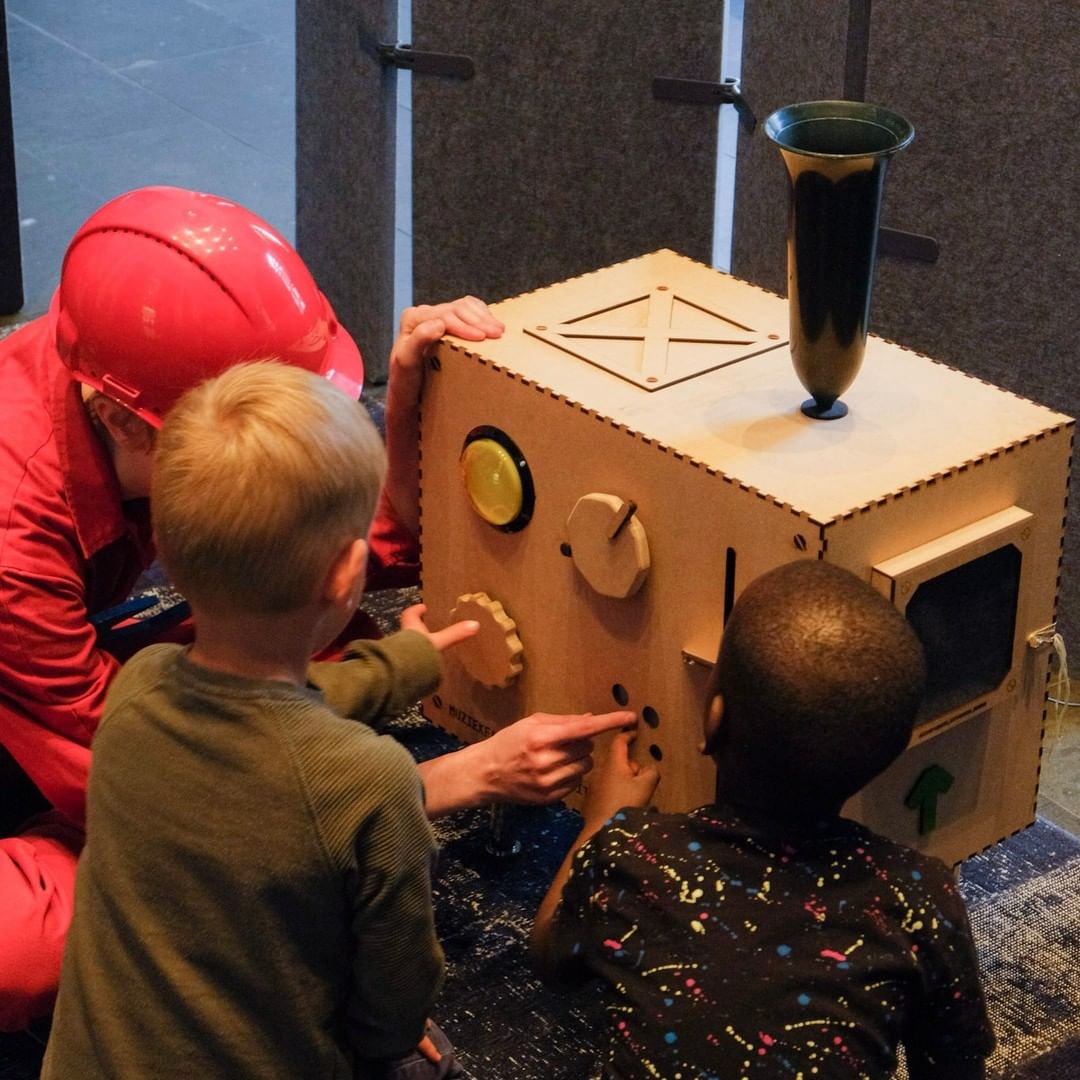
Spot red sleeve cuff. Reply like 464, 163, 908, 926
366, 489, 420, 591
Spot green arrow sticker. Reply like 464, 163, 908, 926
905, 764, 955, 835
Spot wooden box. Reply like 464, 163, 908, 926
418, 249, 1073, 864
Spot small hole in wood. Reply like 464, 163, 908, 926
649, 744, 663, 761
794, 534, 808, 551
612, 684, 630, 707
643, 706, 659, 729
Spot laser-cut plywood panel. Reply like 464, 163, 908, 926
524, 287, 785, 392
420, 250, 1073, 866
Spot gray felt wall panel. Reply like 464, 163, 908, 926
410, 0, 726, 306
732, 1, 1079, 644
866, 2, 1080, 646
865, 4, 1078, 413
297, 0, 397, 382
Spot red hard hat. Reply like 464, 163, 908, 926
50, 186, 363, 426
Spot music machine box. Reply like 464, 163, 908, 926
418, 249, 1073, 865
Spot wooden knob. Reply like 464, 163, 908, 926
566, 493, 650, 599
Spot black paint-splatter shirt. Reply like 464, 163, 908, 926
547, 805, 994, 1079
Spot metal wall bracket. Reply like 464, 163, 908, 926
653, 76, 756, 133
878, 227, 940, 264
377, 42, 474, 80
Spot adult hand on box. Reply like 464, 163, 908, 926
390, 296, 504, 405
418, 709, 635, 817
383, 298, 504, 539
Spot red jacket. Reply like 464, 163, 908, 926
0, 318, 418, 827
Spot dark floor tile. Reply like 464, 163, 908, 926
119, 38, 295, 166
11, 148, 106, 318
28, 114, 295, 241
7, 22, 191, 156
7, 0, 260, 70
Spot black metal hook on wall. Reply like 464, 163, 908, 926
376, 42, 475, 80
652, 75, 757, 133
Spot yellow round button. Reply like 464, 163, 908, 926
461, 439, 524, 527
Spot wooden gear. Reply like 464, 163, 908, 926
448, 592, 524, 689
419, 249, 1073, 866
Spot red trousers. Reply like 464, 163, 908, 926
0, 813, 83, 1031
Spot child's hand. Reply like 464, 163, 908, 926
400, 603, 479, 653
389, 297, 505, 408
582, 730, 660, 832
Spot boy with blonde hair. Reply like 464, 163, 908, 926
43, 362, 476, 1079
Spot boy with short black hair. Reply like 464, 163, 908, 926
43, 362, 476, 1079
532, 559, 995, 1080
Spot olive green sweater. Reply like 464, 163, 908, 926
43, 632, 443, 1079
